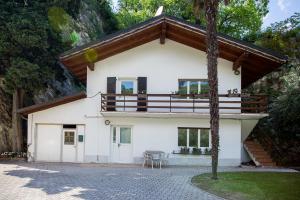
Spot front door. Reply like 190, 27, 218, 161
111, 126, 133, 163
62, 129, 77, 162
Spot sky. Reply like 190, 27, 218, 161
262, 0, 300, 28
112, 0, 300, 28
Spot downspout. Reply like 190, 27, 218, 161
26, 114, 34, 161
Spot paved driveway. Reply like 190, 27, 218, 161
0, 162, 295, 200
0, 162, 222, 200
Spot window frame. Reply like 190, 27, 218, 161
178, 79, 209, 98
177, 127, 211, 149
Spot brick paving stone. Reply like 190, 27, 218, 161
0, 161, 295, 200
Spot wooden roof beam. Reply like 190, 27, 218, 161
233, 52, 249, 71
69, 65, 86, 73
87, 63, 95, 71
160, 22, 166, 44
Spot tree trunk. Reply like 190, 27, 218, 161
0, 79, 13, 152
205, 0, 220, 180
193, 0, 204, 25
12, 88, 24, 152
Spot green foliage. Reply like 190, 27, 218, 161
252, 88, 300, 166
4, 58, 51, 94
96, 0, 119, 35
0, 0, 118, 97
256, 13, 300, 57
254, 13, 300, 94
269, 88, 300, 139
218, 0, 269, 39
117, 0, 194, 29
249, 13, 300, 166
249, 13, 300, 97
116, 0, 268, 39
0, 0, 81, 95
281, 65, 300, 90
48, 6, 71, 32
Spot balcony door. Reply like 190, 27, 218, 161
116, 79, 137, 111
110, 126, 133, 163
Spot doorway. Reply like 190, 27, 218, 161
62, 129, 77, 162
110, 126, 133, 163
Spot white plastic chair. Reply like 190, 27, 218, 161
151, 153, 162, 169
161, 153, 169, 167
143, 152, 152, 167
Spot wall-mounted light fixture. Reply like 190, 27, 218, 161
234, 69, 240, 75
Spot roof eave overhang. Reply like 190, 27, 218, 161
59, 15, 287, 88
18, 92, 87, 115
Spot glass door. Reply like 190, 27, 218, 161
110, 126, 133, 163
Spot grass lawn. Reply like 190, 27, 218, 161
192, 172, 300, 200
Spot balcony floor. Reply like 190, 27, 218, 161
100, 111, 268, 120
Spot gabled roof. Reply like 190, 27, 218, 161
60, 14, 287, 88
18, 92, 86, 115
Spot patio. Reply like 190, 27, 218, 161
0, 161, 295, 200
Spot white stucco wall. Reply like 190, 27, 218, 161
240, 119, 259, 163
27, 99, 87, 162
87, 39, 241, 115
98, 117, 241, 166
89, 39, 240, 94
27, 39, 245, 166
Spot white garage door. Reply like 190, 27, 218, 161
36, 124, 62, 162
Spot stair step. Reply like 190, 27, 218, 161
260, 162, 276, 167
245, 143, 263, 146
252, 152, 270, 158
245, 144, 264, 148
244, 139, 276, 167
256, 158, 271, 161
245, 143, 260, 146
255, 158, 273, 163
246, 148, 266, 152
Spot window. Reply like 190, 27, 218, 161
178, 128, 187, 146
178, 128, 210, 148
200, 81, 209, 94
120, 127, 131, 144
63, 124, 76, 129
178, 79, 209, 96
64, 131, 75, 145
112, 127, 116, 143
178, 81, 188, 95
121, 80, 134, 94
200, 129, 209, 147
189, 128, 198, 147
189, 81, 199, 95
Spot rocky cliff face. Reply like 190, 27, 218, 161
74, 0, 106, 45
62, 0, 117, 47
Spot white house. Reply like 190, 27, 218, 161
19, 15, 286, 166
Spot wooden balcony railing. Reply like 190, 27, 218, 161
100, 93, 268, 113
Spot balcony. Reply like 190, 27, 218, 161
100, 94, 267, 115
